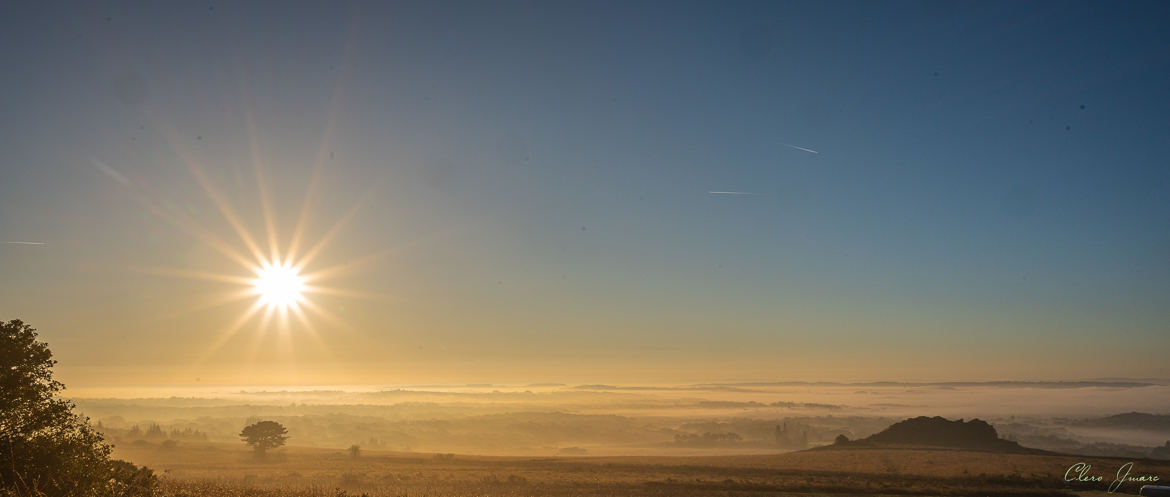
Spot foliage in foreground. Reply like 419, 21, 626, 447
0, 319, 158, 497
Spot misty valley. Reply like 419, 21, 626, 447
73, 382, 1170, 459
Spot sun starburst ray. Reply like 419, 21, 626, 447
284, 36, 353, 267
140, 266, 258, 286
302, 284, 398, 302
189, 165, 268, 265
109, 171, 258, 271
289, 304, 333, 360
195, 300, 267, 365
284, 163, 323, 267
246, 305, 278, 364
291, 187, 377, 271
127, 73, 378, 372
236, 75, 283, 267
296, 298, 359, 338
248, 123, 282, 265
158, 289, 257, 321
154, 121, 272, 267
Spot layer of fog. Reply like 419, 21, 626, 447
71, 382, 1170, 458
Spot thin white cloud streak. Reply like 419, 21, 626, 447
91, 158, 132, 187
2, 241, 46, 245
708, 191, 762, 196
784, 144, 819, 154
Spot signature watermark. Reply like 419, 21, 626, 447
1064, 461, 1160, 493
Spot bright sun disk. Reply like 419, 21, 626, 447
253, 262, 305, 308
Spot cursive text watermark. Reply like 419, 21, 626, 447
1064, 462, 1159, 493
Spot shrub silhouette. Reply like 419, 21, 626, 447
240, 420, 289, 456
0, 319, 157, 496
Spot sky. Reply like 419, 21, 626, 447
1, 1, 1168, 389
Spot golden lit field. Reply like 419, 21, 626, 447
112, 441, 1170, 496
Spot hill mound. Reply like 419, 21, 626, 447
824, 416, 1042, 453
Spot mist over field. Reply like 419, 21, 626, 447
73, 381, 1170, 458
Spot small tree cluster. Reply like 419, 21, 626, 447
240, 420, 289, 456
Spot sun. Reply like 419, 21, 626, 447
114, 102, 392, 359
253, 261, 306, 309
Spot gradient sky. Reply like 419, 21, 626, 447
2, 1, 1168, 388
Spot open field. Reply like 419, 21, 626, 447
113, 442, 1170, 496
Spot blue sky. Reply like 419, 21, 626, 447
1, 1, 1168, 385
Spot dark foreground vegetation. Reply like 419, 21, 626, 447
6, 318, 1169, 496
0, 319, 157, 497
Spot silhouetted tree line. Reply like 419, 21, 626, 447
673, 431, 742, 446
96, 422, 209, 443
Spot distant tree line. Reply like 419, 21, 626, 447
674, 432, 743, 446
96, 422, 209, 443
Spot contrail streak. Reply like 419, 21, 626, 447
708, 191, 761, 195
785, 144, 819, 154
91, 158, 132, 187
2, 241, 46, 245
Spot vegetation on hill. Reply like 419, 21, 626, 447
827, 416, 1039, 452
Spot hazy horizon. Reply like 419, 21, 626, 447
57, 377, 1170, 399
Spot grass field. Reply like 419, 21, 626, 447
112, 441, 1170, 496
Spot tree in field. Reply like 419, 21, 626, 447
239, 420, 289, 456
0, 319, 157, 496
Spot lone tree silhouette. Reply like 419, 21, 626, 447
240, 420, 289, 456
0, 319, 156, 496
